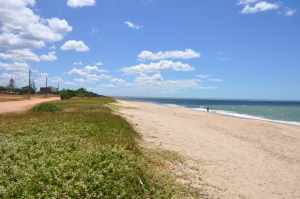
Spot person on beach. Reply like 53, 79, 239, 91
206, 106, 210, 112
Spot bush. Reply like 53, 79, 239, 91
32, 103, 60, 112
60, 89, 76, 100
60, 88, 102, 100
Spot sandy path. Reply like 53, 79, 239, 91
0, 97, 60, 114
118, 100, 300, 199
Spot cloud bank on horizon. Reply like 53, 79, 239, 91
0, 0, 298, 99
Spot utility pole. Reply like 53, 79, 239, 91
27, 69, 31, 99
45, 75, 48, 98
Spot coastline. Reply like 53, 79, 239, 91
117, 99, 300, 199
120, 98, 300, 127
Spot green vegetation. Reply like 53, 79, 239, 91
32, 103, 61, 112
0, 97, 181, 198
60, 88, 101, 100
0, 86, 36, 95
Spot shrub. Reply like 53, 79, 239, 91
60, 89, 76, 100
32, 103, 60, 112
60, 88, 102, 100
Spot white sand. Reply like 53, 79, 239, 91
118, 100, 300, 199
0, 97, 60, 114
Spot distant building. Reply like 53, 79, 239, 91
40, 86, 58, 94
8, 78, 15, 89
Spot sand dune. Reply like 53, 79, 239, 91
118, 100, 300, 199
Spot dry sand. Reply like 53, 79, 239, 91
0, 97, 60, 114
118, 100, 300, 199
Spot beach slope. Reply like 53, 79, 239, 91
118, 100, 300, 199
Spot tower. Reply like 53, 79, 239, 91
8, 77, 15, 89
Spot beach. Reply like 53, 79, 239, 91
118, 100, 300, 199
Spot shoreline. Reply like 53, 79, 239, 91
117, 99, 300, 199
120, 99, 300, 127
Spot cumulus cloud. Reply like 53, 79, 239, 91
61, 40, 90, 52
122, 60, 194, 74
241, 1, 279, 14
68, 64, 109, 82
40, 51, 57, 61
67, 0, 96, 8
47, 18, 73, 33
0, 0, 72, 51
0, 49, 57, 62
0, 0, 71, 84
238, 0, 296, 16
134, 73, 200, 90
0, 62, 29, 72
138, 49, 200, 61
124, 21, 142, 30
0, 49, 40, 62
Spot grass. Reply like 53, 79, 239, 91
32, 103, 61, 112
0, 97, 179, 198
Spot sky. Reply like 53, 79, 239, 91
0, 0, 299, 100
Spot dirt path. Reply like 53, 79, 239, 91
0, 97, 60, 114
118, 100, 300, 199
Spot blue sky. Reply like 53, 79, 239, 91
0, 0, 299, 100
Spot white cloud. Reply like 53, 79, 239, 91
122, 60, 194, 74
0, 62, 29, 72
0, 0, 71, 83
0, 49, 40, 62
238, 0, 295, 16
0, 0, 72, 51
111, 78, 126, 84
40, 51, 57, 61
138, 49, 200, 61
68, 64, 109, 82
95, 62, 103, 66
73, 61, 83, 65
61, 40, 89, 52
285, 8, 296, 16
134, 73, 200, 90
0, 49, 57, 62
241, 1, 279, 14
239, 0, 259, 5
47, 18, 73, 33
124, 21, 142, 30
67, 0, 96, 8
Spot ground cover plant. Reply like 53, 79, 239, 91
0, 97, 176, 198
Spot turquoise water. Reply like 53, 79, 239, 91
120, 97, 300, 124
203, 104, 300, 123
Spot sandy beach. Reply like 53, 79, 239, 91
0, 97, 60, 114
118, 100, 300, 199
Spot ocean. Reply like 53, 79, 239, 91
119, 97, 300, 126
